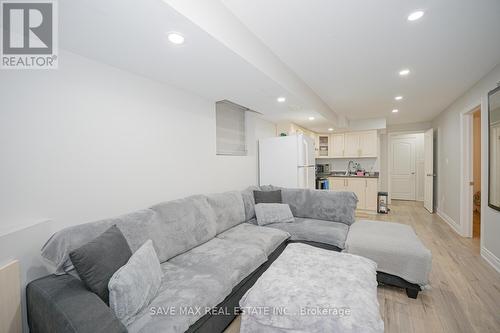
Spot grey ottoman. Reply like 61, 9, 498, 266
344, 220, 432, 298
239, 243, 384, 333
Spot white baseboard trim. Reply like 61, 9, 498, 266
481, 247, 500, 274
436, 208, 463, 236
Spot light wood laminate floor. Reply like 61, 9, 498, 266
224, 200, 500, 333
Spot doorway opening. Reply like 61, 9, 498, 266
461, 105, 482, 239
388, 130, 434, 213
472, 109, 481, 238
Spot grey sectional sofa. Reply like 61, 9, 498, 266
27, 186, 358, 333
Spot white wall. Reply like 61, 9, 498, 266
317, 158, 378, 173
432, 63, 500, 271
0, 50, 276, 237
0, 50, 276, 329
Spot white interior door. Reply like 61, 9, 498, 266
390, 136, 416, 200
424, 129, 434, 212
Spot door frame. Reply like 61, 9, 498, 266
460, 105, 481, 238
387, 131, 425, 204
424, 128, 434, 213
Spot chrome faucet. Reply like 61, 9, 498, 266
345, 160, 354, 176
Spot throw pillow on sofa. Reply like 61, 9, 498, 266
108, 240, 162, 326
255, 203, 294, 226
253, 190, 282, 204
69, 225, 132, 304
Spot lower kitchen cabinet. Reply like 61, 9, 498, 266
328, 177, 378, 211
329, 177, 347, 190
365, 179, 378, 211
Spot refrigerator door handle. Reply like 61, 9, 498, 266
305, 166, 309, 188
304, 138, 309, 166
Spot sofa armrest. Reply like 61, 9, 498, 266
27, 274, 127, 333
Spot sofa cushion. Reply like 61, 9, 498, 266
216, 223, 290, 256
253, 190, 282, 204
281, 188, 357, 225
206, 191, 246, 234
41, 209, 169, 275
150, 195, 217, 260
255, 203, 294, 226
259, 185, 280, 191
127, 262, 230, 333
265, 217, 349, 249
69, 225, 132, 304
241, 185, 259, 221
168, 238, 267, 290
109, 240, 162, 326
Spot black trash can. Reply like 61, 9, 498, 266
377, 192, 389, 214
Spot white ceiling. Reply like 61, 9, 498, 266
58, 0, 338, 130
59, 0, 500, 131
222, 0, 500, 125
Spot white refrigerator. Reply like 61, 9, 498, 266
259, 134, 316, 189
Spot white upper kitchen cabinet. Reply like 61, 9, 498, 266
315, 134, 330, 158
344, 133, 360, 157
330, 134, 345, 157
359, 131, 378, 157
314, 130, 378, 159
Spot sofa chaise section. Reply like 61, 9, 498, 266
344, 220, 432, 298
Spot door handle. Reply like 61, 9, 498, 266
411, 172, 415, 175
426, 173, 433, 177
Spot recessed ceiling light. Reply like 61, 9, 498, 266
399, 69, 410, 76
308, 117, 315, 120
408, 11, 424, 21
167, 32, 185, 45
395, 96, 403, 101
277, 97, 286, 103
328, 128, 334, 131
392, 109, 399, 113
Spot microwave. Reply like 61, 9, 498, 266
316, 164, 330, 173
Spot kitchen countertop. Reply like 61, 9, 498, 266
317, 173, 379, 179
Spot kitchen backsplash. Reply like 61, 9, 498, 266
316, 158, 379, 172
